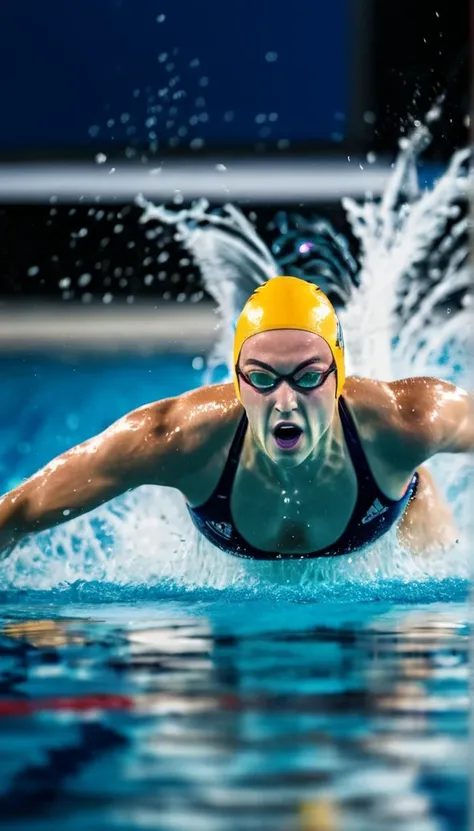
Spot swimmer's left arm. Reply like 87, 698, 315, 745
395, 377, 474, 457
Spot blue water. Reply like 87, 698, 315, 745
0, 353, 469, 830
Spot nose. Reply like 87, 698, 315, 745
274, 381, 298, 415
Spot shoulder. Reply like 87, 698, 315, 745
152, 382, 242, 451
343, 374, 470, 465
117, 382, 243, 490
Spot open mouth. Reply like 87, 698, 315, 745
273, 423, 303, 450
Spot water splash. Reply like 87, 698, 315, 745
137, 195, 280, 379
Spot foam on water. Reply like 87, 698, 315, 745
1, 111, 471, 598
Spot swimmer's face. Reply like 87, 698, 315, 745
237, 329, 337, 467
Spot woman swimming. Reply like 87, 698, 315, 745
0, 277, 471, 561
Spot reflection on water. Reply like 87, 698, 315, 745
0, 600, 468, 831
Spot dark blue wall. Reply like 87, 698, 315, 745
0, 0, 348, 150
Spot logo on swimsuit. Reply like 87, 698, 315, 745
361, 498, 389, 524
207, 520, 234, 540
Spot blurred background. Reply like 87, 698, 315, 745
0, 0, 469, 351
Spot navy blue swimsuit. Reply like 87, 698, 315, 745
188, 397, 418, 560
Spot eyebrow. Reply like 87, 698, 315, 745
243, 357, 327, 373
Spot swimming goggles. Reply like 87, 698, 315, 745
236, 361, 336, 394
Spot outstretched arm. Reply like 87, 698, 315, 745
0, 398, 179, 558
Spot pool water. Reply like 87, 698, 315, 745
0, 353, 470, 830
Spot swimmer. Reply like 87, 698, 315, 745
0, 276, 472, 562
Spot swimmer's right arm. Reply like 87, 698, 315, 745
0, 398, 184, 559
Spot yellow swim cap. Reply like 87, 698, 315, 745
233, 276, 345, 400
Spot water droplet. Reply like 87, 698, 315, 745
366, 151, 377, 164
156, 13, 166, 22
88, 125, 100, 137
59, 277, 71, 289
113, 224, 124, 234
265, 51, 278, 62
192, 356, 204, 370
363, 111, 376, 124
223, 111, 235, 122
78, 273, 91, 287
215, 163, 227, 172
27, 266, 39, 276
277, 139, 290, 150
190, 137, 204, 149
144, 274, 154, 286
103, 293, 113, 304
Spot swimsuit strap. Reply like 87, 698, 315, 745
211, 413, 248, 501
338, 396, 380, 492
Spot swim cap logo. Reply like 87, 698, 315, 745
336, 319, 344, 349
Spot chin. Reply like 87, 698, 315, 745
267, 445, 309, 468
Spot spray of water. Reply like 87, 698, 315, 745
1, 110, 471, 595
